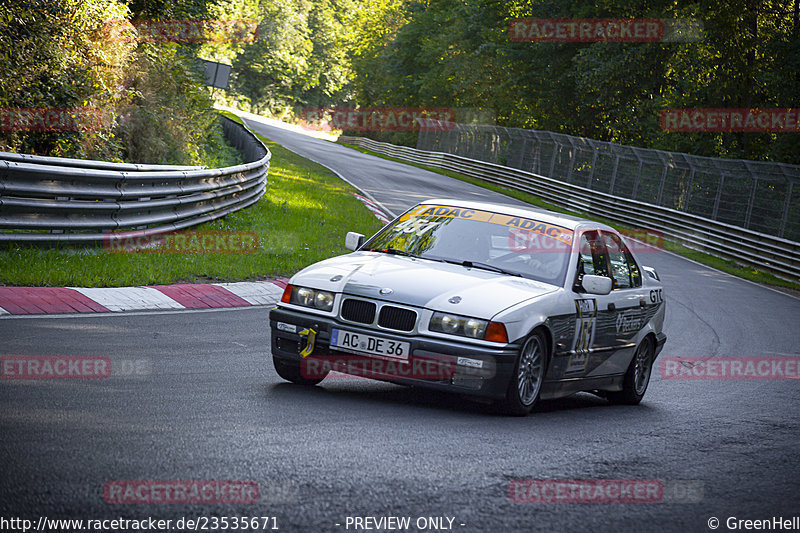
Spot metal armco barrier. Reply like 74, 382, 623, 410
0, 116, 270, 242
339, 135, 800, 281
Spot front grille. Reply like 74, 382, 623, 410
378, 305, 417, 332
341, 298, 376, 324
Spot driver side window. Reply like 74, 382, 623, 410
575, 231, 609, 289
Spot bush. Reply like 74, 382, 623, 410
115, 45, 239, 167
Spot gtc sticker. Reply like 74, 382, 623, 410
649, 289, 663, 303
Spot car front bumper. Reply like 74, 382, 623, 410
269, 307, 520, 400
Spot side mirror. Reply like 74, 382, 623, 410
345, 232, 365, 251
642, 265, 660, 281
582, 274, 612, 295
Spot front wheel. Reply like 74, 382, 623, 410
273, 356, 327, 386
607, 336, 654, 405
499, 331, 548, 416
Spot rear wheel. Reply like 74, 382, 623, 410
273, 356, 327, 386
607, 336, 654, 405
499, 331, 547, 416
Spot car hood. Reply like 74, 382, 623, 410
290, 252, 559, 319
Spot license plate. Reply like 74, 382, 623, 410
330, 329, 410, 360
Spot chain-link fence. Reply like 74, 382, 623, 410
417, 121, 800, 242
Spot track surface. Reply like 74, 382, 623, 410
2, 119, 799, 532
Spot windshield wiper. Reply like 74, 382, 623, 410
426, 256, 523, 277
461, 260, 523, 277
369, 247, 418, 258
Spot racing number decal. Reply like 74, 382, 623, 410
392, 217, 441, 237
566, 299, 597, 375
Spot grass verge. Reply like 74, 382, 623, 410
0, 122, 383, 287
341, 142, 800, 292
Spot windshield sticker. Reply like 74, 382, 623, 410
400, 205, 574, 245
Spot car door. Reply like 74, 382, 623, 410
564, 230, 647, 378
561, 230, 609, 378
590, 230, 650, 376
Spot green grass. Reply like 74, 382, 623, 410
341, 142, 800, 292
0, 128, 383, 287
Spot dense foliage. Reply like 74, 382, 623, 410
225, 0, 800, 162
2, 0, 797, 163
343, 0, 800, 162
0, 0, 237, 165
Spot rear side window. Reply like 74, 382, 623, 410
602, 232, 642, 289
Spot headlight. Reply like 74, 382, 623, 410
463, 318, 486, 338
439, 314, 461, 334
282, 284, 335, 311
315, 291, 334, 310
296, 287, 315, 306
430, 312, 488, 339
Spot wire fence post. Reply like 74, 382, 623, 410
712, 174, 725, 220
548, 133, 558, 178
780, 180, 793, 238
609, 155, 620, 195
744, 177, 758, 229
631, 156, 643, 199
681, 167, 696, 212
587, 149, 599, 189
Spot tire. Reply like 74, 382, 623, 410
272, 356, 327, 386
499, 331, 548, 416
607, 336, 654, 405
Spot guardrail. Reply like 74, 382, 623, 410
0, 116, 270, 243
339, 135, 800, 281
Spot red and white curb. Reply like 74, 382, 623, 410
0, 279, 288, 316
353, 193, 392, 225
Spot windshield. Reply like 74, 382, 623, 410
364, 204, 574, 286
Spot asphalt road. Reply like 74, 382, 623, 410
1, 120, 799, 533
